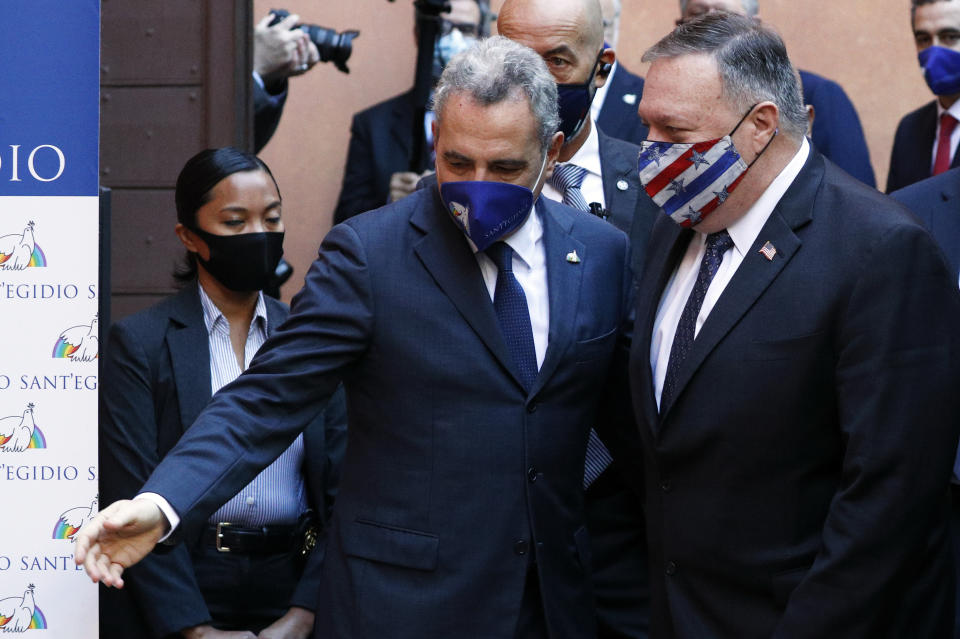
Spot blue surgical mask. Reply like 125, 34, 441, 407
637, 105, 775, 228
919, 46, 960, 96
433, 28, 478, 78
556, 52, 604, 140
440, 153, 549, 251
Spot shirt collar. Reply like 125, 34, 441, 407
198, 284, 269, 336
465, 200, 543, 270
724, 137, 810, 257
937, 97, 960, 121
561, 119, 603, 179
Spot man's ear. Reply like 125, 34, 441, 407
749, 102, 780, 152
543, 131, 565, 182
595, 47, 616, 89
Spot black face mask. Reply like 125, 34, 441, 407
190, 227, 285, 292
555, 51, 604, 140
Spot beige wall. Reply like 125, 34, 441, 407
256, 0, 929, 300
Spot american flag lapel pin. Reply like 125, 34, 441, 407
566, 250, 581, 264
759, 241, 777, 261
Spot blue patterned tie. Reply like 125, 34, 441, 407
661, 230, 735, 411
550, 163, 590, 211
485, 242, 538, 391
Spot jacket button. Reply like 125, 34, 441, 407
514, 539, 529, 556
526, 402, 538, 414
660, 479, 672, 493
527, 467, 538, 483
665, 561, 678, 576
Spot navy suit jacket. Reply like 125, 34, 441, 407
333, 90, 431, 224
892, 166, 960, 280
629, 150, 960, 638
799, 70, 875, 188
142, 189, 633, 639
253, 78, 288, 153
887, 100, 960, 193
99, 282, 347, 638
597, 63, 649, 147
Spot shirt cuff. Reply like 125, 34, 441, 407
134, 493, 179, 542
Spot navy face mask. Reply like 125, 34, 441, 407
919, 46, 960, 96
439, 153, 549, 252
556, 51, 604, 141
190, 227, 285, 292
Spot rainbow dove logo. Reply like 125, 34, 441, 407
52, 495, 98, 542
0, 221, 46, 271
52, 315, 98, 362
0, 584, 47, 632
0, 403, 45, 453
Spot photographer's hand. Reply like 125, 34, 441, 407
254, 12, 317, 89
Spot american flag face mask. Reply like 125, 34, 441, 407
636, 104, 776, 228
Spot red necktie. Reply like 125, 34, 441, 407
934, 113, 958, 176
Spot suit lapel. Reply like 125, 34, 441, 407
530, 199, 584, 397
633, 217, 690, 433
657, 151, 821, 421
166, 282, 213, 433
411, 188, 528, 391
598, 130, 640, 235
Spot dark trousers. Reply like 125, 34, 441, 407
951, 485, 960, 639
190, 543, 304, 633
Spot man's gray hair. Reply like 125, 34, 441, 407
433, 36, 560, 152
679, 0, 758, 17
644, 12, 807, 139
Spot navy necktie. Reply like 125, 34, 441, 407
485, 242, 538, 391
550, 163, 590, 212
661, 230, 735, 411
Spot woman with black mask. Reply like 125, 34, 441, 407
99, 147, 346, 639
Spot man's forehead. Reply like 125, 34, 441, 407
639, 55, 726, 119
685, 0, 746, 15
915, 0, 960, 28
498, 1, 595, 50
444, 0, 481, 25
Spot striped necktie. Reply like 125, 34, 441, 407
550, 163, 590, 212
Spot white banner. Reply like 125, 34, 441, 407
0, 2, 100, 636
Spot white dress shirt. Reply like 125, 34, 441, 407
591, 61, 618, 122
541, 119, 606, 210
473, 206, 550, 369
932, 99, 960, 173
650, 139, 810, 408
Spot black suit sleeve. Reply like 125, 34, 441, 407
253, 78, 288, 154
333, 112, 384, 224
771, 223, 960, 638
99, 322, 213, 638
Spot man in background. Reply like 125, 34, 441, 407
593, 0, 649, 146
679, 0, 877, 187
887, 0, 960, 192
333, 0, 487, 223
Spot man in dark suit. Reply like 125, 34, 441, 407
886, 0, 960, 193
77, 37, 634, 639
98, 281, 347, 639
891, 166, 960, 638
629, 13, 960, 638
332, 0, 486, 223
679, 0, 876, 188
497, 1, 654, 636
593, 0, 649, 146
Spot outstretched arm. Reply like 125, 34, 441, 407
74, 498, 167, 588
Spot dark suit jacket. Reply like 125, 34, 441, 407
333, 90, 432, 224
798, 70, 875, 188
887, 100, 960, 193
892, 166, 960, 278
99, 282, 347, 638
597, 63, 648, 147
629, 150, 960, 638
254, 78, 288, 153
142, 189, 633, 639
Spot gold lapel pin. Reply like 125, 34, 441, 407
759, 241, 777, 261
566, 250, 581, 264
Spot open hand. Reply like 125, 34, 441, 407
73, 498, 167, 588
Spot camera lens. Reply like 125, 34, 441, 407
302, 26, 360, 74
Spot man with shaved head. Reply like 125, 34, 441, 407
499, 1, 655, 637
678, 0, 876, 188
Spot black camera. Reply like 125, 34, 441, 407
268, 9, 359, 74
